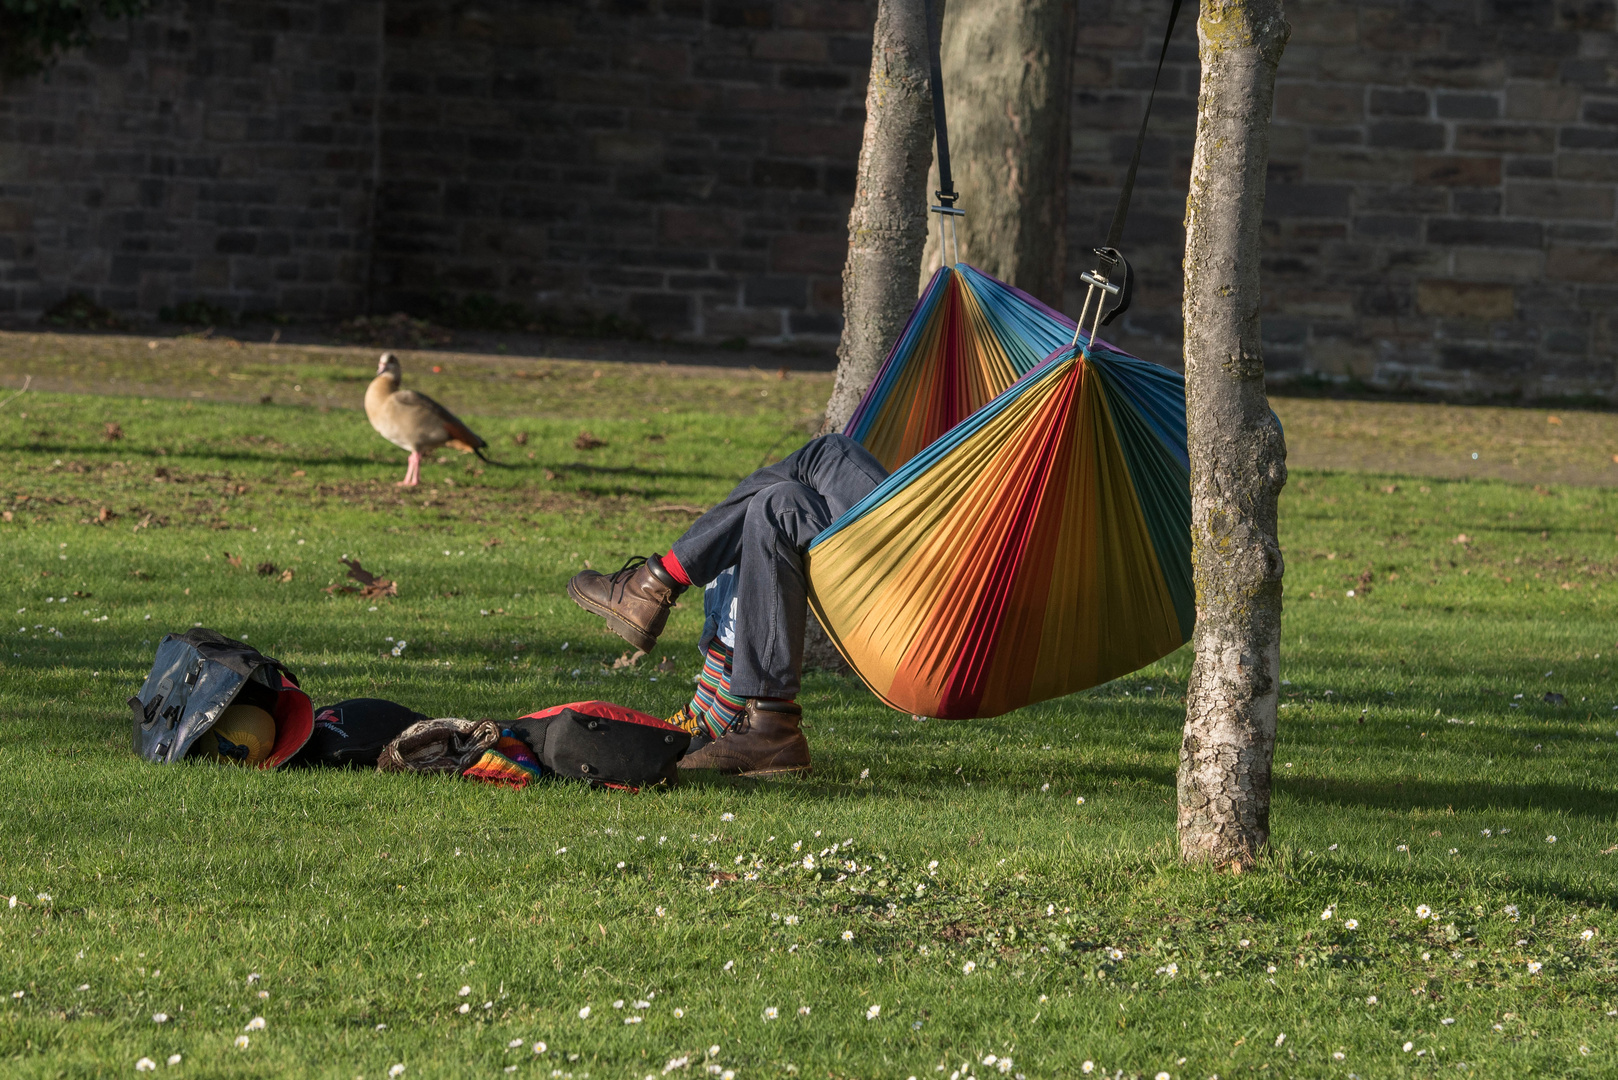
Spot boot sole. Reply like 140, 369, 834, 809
737, 763, 811, 778
567, 579, 658, 653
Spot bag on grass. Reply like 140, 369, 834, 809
130, 628, 313, 768
377, 718, 502, 775
293, 698, 430, 768
508, 700, 690, 791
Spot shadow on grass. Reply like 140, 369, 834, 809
1280, 774, 1618, 820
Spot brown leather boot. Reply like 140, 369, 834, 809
678, 699, 810, 777
567, 555, 685, 653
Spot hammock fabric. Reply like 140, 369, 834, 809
843, 263, 1077, 472
807, 336, 1194, 720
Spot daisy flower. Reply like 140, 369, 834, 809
578, 1006, 591, 1019
866, 1004, 881, 1019
962, 961, 977, 974
136, 1059, 157, 1072
1527, 961, 1542, 974
1344, 919, 1359, 930
763, 1007, 778, 1020
245, 1017, 265, 1031
235, 1036, 250, 1049
842, 930, 854, 942
390, 1067, 406, 1078
1415, 904, 1431, 919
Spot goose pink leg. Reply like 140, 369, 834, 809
398, 450, 421, 487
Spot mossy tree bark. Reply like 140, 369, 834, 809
917, 0, 1076, 306
1177, 0, 1290, 868
823, 0, 939, 434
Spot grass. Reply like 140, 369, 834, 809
0, 337, 1616, 1079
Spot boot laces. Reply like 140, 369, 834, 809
605, 556, 649, 600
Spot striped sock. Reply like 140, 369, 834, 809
687, 640, 747, 739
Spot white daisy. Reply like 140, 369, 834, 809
962, 961, 977, 974
866, 1004, 881, 1019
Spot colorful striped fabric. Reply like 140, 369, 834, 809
843, 263, 1077, 472
461, 735, 545, 789
806, 335, 1193, 720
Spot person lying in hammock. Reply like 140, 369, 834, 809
567, 433, 889, 777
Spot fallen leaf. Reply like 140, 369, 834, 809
1547, 415, 1562, 425
292, 469, 306, 478
257, 562, 278, 576
2, 511, 12, 523
97, 506, 117, 523
224, 552, 243, 568
103, 422, 124, 441
1452, 534, 1470, 545
513, 431, 529, 446
573, 431, 606, 450
613, 650, 647, 669
655, 656, 677, 673
325, 557, 399, 599
543, 469, 558, 481
482, 537, 502, 548
279, 568, 295, 583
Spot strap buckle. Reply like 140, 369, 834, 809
930, 200, 965, 267
1071, 247, 1134, 356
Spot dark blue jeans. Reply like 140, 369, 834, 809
669, 434, 888, 698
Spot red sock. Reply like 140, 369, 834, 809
658, 551, 692, 586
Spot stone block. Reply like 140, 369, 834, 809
1505, 80, 1580, 120
1427, 218, 1543, 246
1453, 190, 1504, 215
771, 232, 844, 274
1369, 88, 1430, 116
1505, 156, 1555, 177
1412, 154, 1502, 186
1354, 215, 1423, 241
744, 275, 806, 308
629, 291, 693, 331
1437, 92, 1501, 119
1455, 124, 1556, 152
1277, 85, 1363, 124
1546, 244, 1618, 280
1557, 151, 1618, 181
1368, 120, 1446, 149
1266, 183, 1352, 217
1559, 125, 1618, 149
1506, 181, 1614, 218
1310, 148, 1412, 182
1454, 249, 1544, 278
752, 31, 827, 63
1410, 55, 1509, 88
1584, 98, 1618, 125
1416, 279, 1516, 318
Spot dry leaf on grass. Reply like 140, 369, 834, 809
655, 656, 678, 674
325, 557, 398, 598
279, 568, 295, 583
573, 431, 606, 450
613, 650, 647, 669
257, 562, 278, 576
103, 422, 124, 441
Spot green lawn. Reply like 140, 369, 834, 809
1, 352, 1615, 1079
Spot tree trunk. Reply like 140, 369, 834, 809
823, 0, 938, 434
1176, 0, 1290, 868
917, 0, 1076, 306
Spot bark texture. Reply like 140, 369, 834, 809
823, 0, 938, 434
917, 0, 1076, 306
1177, 0, 1290, 868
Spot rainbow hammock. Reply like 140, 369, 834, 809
843, 263, 1078, 472
808, 332, 1194, 720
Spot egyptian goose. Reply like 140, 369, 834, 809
364, 353, 488, 486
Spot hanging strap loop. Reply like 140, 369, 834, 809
921, 0, 957, 210
1106, 0, 1184, 251
1074, 0, 1184, 352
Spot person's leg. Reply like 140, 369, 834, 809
569, 433, 890, 655
726, 480, 832, 699
666, 433, 890, 585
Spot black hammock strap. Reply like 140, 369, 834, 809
1106, 0, 1186, 250
1077, 0, 1185, 342
921, 0, 957, 208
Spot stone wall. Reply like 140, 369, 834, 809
372, 0, 872, 338
0, 1, 383, 318
1073, 0, 1618, 399
2, 0, 1617, 399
